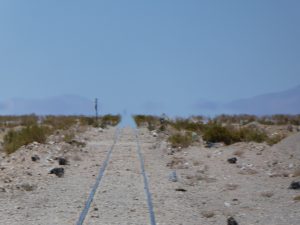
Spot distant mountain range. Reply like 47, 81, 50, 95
194, 85, 300, 115
0, 85, 300, 115
0, 95, 94, 115
224, 85, 300, 115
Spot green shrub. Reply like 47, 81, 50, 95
168, 132, 193, 148
202, 123, 235, 145
3, 125, 50, 154
202, 123, 269, 145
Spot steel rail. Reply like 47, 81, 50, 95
76, 128, 121, 225
135, 129, 157, 225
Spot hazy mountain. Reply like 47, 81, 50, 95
225, 85, 300, 115
192, 85, 300, 115
0, 95, 94, 115
1, 85, 300, 116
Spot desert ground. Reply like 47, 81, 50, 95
0, 122, 300, 225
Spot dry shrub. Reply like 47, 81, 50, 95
3, 125, 49, 154
168, 132, 193, 148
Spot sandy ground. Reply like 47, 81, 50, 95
0, 126, 300, 225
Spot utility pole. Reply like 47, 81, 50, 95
95, 98, 98, 124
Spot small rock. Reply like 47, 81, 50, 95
201, 211, 215, 218
49, 168, 65, 177
31, 155, 40, 162
227, 217, 238, 225
224, 202, 231, 207
175, 188, 187, 192
169, 171, 178, 182
151, 131, 158, 137
58, 157, 68, 165
26, 172, 33, 176
289, 181, 300, 190
227, 157, 237, 164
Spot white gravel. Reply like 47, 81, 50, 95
0, 126, 300, 225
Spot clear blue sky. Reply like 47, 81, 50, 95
0, 0, 299, 116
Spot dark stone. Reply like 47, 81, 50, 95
49, 168, 64, 177
175, 188, 187, 192
31, 155, 40, 162
227, 157, 237, 164
227, 217, 238, 225
58, 157, 68, 165
289, 181, 300, 190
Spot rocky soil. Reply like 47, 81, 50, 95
0, 126, 299, 225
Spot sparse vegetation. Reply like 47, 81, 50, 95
202, 123, 236, 145
202, 123, 282, 145
1, 114, 120, 154
168, 132, 193, 148
213, 114, 300, 126
3, 125, 50, 154
133, 114, 293, 148
42, 116, 78, 130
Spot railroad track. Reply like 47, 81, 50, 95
76, 127, 156, 225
